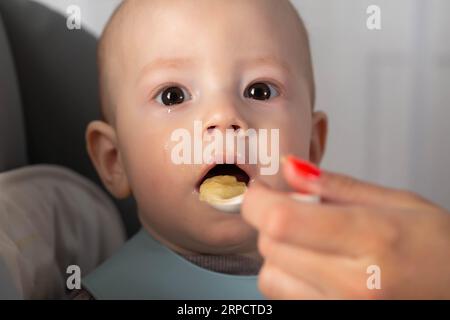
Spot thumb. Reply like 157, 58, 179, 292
283, 155, 409, 207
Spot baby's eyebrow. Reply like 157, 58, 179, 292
136, 55, 292, 85
137, 57, 198, 84
239, 55, 292, 75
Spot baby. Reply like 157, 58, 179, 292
80, 0, 327, 299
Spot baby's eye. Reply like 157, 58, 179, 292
155, 86, 191, 106
244, 82, 279, 101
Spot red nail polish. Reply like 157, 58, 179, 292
287, 155, 321, 179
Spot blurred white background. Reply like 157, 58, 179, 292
31, 0, 450, 210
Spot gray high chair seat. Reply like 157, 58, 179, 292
0, 0, 139, 237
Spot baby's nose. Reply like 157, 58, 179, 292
207, 124, 241, 133
203, 105, 248, 134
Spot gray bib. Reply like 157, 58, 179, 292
82, 229, 264, 299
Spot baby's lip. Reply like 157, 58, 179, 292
195, 161, 256, 193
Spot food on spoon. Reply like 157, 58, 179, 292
199, 175, 247, 203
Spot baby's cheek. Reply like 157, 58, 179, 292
130, 152, 164, 193
119, 137, 161, 189
277, 126, 310, 156
256, 125, 310, 191
282, 117, 312, 154
129, 143, 191, 202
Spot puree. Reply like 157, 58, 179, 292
199, 175, 247, 203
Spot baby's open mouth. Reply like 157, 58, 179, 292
196, 164, 250, 192
196, 164, 251, 208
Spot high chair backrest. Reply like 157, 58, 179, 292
0, 0, 139, 237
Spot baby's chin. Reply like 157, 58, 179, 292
186, 213, 259, 255
139, 206, 258, 255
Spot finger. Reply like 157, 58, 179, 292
241, 179, 283, 227
258, 262, 325, 299
242, 181, 373, 255
258, 235, 362, 297
283, 155, 429, 209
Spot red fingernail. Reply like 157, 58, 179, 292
286, 155, 321, 179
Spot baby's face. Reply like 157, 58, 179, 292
93, 0, 326, 256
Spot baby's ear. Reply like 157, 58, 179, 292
85, 121, 131, 199
309, 111, 328, 165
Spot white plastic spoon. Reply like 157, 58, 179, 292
207, 191, 320, 213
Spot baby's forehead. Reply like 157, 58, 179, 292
98, 0, 314, 121
104, 0, 308, 57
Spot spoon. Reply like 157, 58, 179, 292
207, 191, 320, 213
207, 193, 246, 213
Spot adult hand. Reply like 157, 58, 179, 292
242, 156, 450, 299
